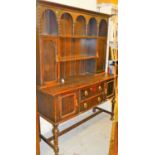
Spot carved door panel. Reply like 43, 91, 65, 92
58, 93, 78, 120
105, 80, 114, 98
40, 38, 58, 85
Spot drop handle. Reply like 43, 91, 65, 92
98, 97, 101, 102
84, 90, 88, 96
84, 102, 88, 109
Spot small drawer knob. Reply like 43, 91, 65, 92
98, 97, 101, 102
84, 90, 88, 96
84, 102, 88, 109
98, 86, 102, 91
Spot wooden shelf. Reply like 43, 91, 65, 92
40, 34, 106, 40
98, 37, 107, 40
40, 34, 58, 39
60, 36, 107, 39
58, 55, 97, 62
59, 35, 98, 39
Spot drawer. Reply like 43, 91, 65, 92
80, 102, 89, 112
90, 94, 104, 107
80, 94, 104, 112
80, 83, 104, 101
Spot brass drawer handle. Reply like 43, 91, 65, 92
84, 90, 88, 96
84, 102, 88, 109
98, 86, 102, 91
98, 97, 101, 102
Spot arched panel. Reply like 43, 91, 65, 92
99, 19, 107, 36
42, 10, 58, 35
88, 18, 97, 36
75, 16, 86, 36
43, 40, 57, 82
61, 13, 73, 35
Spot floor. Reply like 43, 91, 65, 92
40, 102, 112, 155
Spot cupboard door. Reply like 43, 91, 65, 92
42, 39, 57, 84
105, 80, 114, 98
59, 93, 78, 120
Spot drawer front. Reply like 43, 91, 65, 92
58, 92, 78, 120
80, 94, 104, 112
80, 83, 104, 101
90, 94, 104, 107
80, 102, 89, 112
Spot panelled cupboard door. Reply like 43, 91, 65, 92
58, 92, 78, 120
105, 80, 115, 98
41, 38, 58, 84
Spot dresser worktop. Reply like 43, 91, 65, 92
37, 74, 115, 96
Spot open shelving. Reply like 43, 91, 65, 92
99, 19, 107, 36
61, 13, 73, 36
88, 18, 97, 36
42, 9, 58, 35
75, 16, 86, 36
39, 8, 108, 84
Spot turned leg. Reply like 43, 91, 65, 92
52, 124, 59, 155
38, 114, 41, 141
111, 97, 115, 120
36, 96, 41, 141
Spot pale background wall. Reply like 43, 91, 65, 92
44, 0, 97, 11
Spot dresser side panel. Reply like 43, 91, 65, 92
37, 91, 54, 121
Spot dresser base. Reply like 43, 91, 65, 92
39, 97, 115, 155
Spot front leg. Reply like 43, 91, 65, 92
52, 124, 59, 155
38, 114, 41, 141
110, 96, 115, 120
